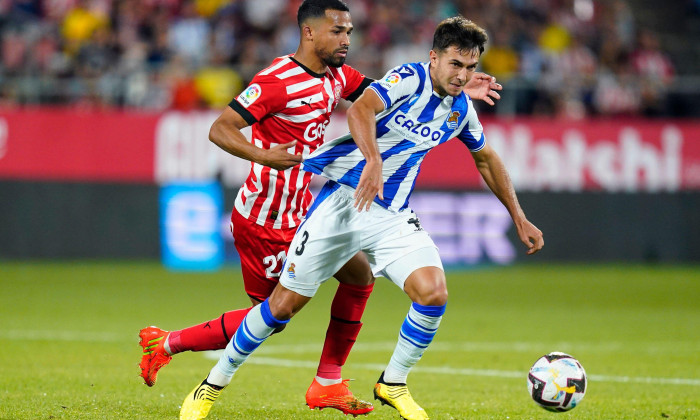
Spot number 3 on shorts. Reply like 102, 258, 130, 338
295, 231, 309, 255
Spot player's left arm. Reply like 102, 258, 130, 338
471, 144, 544, 255
463, 72, 502, 106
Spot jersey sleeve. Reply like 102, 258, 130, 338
339, 64, 372, 102
229, 74, 288, 125
456, 97, 486, 152
367, 64, 421, 110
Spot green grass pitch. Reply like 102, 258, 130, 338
1, 261, 699, 419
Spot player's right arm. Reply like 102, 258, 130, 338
347, 64, 421, 211
346, 88, 386, 211
209, 107, 302, 171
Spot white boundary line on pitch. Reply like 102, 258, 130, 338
203, 353, 700, 387
3, 330, 700, 386
4, 331, 699, 356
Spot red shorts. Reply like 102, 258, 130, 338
230, 208, 297, 302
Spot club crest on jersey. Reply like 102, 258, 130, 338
237, 83, 261, 108
333, 83, 342, 102
446, 111, 461, 129
332, 83, 342, 109
287, 263, 296, 279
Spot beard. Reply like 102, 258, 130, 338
317, 48, 347, 68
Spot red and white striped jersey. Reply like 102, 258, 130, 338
229, 55, 369, 229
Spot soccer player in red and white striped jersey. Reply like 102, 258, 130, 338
141, 1, 376, 416
230, 53, 368, 229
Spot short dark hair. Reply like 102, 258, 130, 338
297, 0, 350, 27
432, 16, 488, 56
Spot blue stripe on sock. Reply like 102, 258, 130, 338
399, 331, 428, 349
406, 314, 438, 332
260, 299, 290, 328
243, 318, 263, 342
233, 325, 259, 354
411, 302, 446, 317
401, 319, 436, 345
231, 336, 250, 356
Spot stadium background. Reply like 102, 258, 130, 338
1, 0, 699, 265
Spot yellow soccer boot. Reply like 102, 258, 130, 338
373, 372, 428, 420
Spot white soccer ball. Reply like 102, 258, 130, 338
527, 352, 587, 412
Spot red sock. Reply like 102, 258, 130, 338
316, 282, 374, 379
168, 306, 253, 353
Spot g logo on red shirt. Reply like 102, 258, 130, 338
304, 120, 329, 142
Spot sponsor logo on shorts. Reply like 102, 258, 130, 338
407, 216, 423, 231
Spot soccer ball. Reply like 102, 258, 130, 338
527, 352, 587, 412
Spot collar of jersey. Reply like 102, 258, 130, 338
290, 56, 327, 78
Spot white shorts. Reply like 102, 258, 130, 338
279, 182, 443, 297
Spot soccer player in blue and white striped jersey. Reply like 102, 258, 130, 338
303, 44, 487, 213
179, 16, 543, 420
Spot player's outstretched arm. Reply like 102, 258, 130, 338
464, 72, 502, 106
209, 107, 303, 171
346, 89, 386, 211
471, 144, 544, 254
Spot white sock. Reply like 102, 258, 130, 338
163, 333, 172, 356
383, 302, 446, 384
315, 376, 343, 386
207, 300, 288, 387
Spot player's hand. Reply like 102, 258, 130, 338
354, 159, 383, 212
516, 219, 544, 255
260, 140, 303, 170
464, 73, 502, 106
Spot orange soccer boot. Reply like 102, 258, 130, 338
139, 326, 172, 386
306, 378, 374, 417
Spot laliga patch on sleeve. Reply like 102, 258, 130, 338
378, 73, 401, 90
237, 83, 262, 108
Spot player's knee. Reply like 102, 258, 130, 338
356, 269, 375, 286
267, 286, 310, 321
271, 324, 287, 335
404, 266, 447, 306
417, 285, 448, 306
268, 301, 295, 321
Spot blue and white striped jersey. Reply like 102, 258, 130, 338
302, 61, 486, 212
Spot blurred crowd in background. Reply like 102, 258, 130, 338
1, 0, 699, 117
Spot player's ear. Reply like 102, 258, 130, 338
429, 50, 438, 65
301, 23, 314, 41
